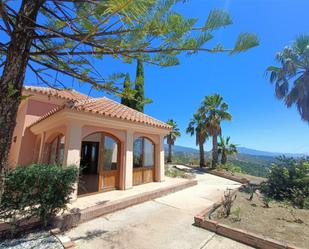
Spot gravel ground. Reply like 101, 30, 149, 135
0, 231, 63, 249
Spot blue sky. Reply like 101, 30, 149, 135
24, 0, 309, 154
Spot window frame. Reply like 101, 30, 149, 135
48, 135, 64, 165
133, 137, 155, 169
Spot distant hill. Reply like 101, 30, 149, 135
237, 147, 308, 158
164, 144, 199, 154
165, 144, 307, 158
164, 144, 307, 177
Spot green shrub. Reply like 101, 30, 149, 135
0, 164, 79, 227
218, 162, 242, 173
261, 156, 309, 208
165, 167, 186, 178
230, 207, 241, 222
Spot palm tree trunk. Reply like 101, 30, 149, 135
0, 0, 45, 199
221, 151, 227, 165
199, 142, 205, 167
167, 143, 172, 163
212, 135, 218, 168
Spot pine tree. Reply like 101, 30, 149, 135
0, 0, 259, 183
134, 58, 145, 112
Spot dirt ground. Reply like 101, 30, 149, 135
211, 190, 309, 249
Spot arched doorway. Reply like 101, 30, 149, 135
78, 132, 120, 196
133, 137, 155, 186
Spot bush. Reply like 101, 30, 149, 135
261, 156, 309, 208
0, 164, 79, 227
218, 162, 242, 173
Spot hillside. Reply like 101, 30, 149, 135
164, 144, 281, 177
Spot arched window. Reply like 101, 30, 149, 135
133, 137, 154, 168
49, 135, 65, 164
103, 136, 118, 171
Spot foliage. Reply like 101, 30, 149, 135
0, 164, 79, 228
218, 136, 238, 164
229, 158, 271, 177
199, 94, 232, 168
134, 58, 145, 112
261, 156, 309, 208
230, 207, 241, 222
166, 148, 273, 177
0, 0, 259, 180
121, 73, 134, 107
165, 166, 186, 178
119, 60, 152, 110
267, 35, 309, 122
0, 1, 259, 94
218, 162, 242, 173
187, 111, 208, 167
166, 119, 181, 163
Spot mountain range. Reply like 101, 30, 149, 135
164, 144, 308, 177
165, 144, 308, 158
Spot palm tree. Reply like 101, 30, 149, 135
200, 94, 232, 168
186, 111, 208, 167
267, 35, 309, 123
218, 136, 238, 165
165, 119, 181, 163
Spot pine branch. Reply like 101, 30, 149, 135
29, 57, 119, 94
0, 1, 12, 35
30, 47, 229, 56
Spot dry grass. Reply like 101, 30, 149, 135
211, 190, 309, 249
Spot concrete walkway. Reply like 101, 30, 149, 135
65, 170, 254, 249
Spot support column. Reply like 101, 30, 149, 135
63, 122, 82, 200
64, 123, 82, 166
155, 134, 165, 182
38, 132, 46, 163
124, 129, 134, 189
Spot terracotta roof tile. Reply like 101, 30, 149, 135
71, 97, 171, 129
27, 86, 171, 130
24, 86, 89, 101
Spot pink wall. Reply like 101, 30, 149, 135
8, 102, 27, 167
9, 97, 63, 167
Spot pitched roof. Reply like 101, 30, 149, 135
27, 86, 171, 130
24, 86, 89, 101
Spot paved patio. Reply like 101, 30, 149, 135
65, 169, 252, 249
69, 177, 191, 210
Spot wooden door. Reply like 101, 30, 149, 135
78, 141, 99, 195
133, 137, 154, 186
99, 135, 119, 191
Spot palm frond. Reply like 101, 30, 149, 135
267, 34, 309, 122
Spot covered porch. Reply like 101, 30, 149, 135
29, 108, 168, 200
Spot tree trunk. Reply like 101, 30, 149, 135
212, 135, 218, 168
221, 151, 227, 165
167, 143, 172, 163
0, 0, 45, 196
199, 142, 205, 168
